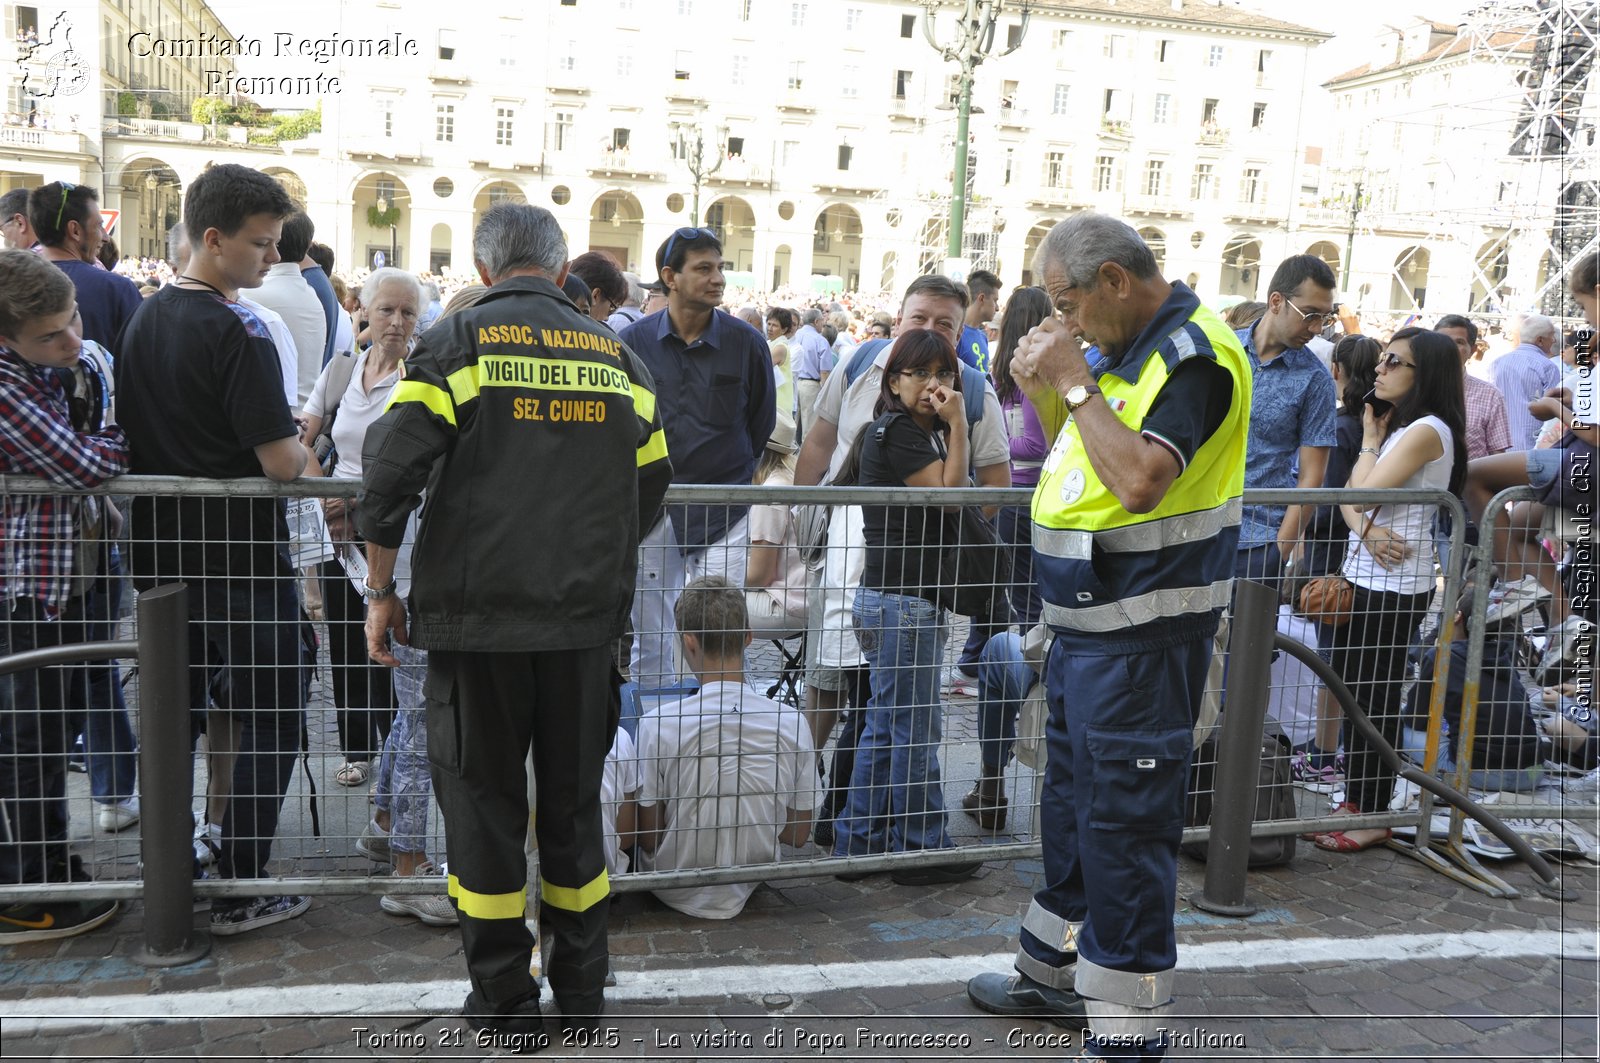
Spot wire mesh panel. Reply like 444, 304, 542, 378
1, 477, 1485, 907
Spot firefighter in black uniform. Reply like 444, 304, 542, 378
358, 203, 671, 1040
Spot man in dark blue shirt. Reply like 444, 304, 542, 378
29, 182, 141, 351
619, 228, 776, 688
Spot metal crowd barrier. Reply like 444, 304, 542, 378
2, 476, 1527, 920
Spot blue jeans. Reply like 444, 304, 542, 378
1398, 725, 1544, 793
839, 588, 952, 855
84, 546, 137, 805
977, 632, 1034, 772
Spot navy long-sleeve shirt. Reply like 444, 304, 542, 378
619, 308, 775, 551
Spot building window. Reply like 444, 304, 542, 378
1102, 88, 1124, 119
738, 0, 751, 20
1143, 159, 1166, 197
435, 102, 455, 142
1191, 161, 1216, 199
546, 111, 573, 152
837, 142, 853, 170
1104, 34, 1124, 59
1045, 149, 1066, 189
731, 54, 747, 88
1053, 28, 1072, 49
495, 106, 515, 147
437, 29, 457, 61
1006, 23, 1024, 49
901, 13, 915, 37
781, 140, 799, 167
727, 135, 745, 157
791, 2, 807, 28
1153, 93, 1171, 124
558, 40, 576, 72
894, 69, 912, 99
616, 50, 633, 78
1052, 84, 1070, 115
611, 127, 630, 152
376, 179, 396, 204
1251, 102, 1267, 129
1202, 98, 1219, 126
1256, 48, 1273, 80
1094, 154, 1118, 193
787, 61, 804, 91
677, 0, 692, 14
841, 65, 859, 98
845, 6, 862, 32
377, 98, 394, 138
1240, 167, 1264, 204
560, 0, 575, 5
1004, 146, 1015, 185
1207, 44, 1224, 67
1157, 39, 1173, 63
499, 36, 519, 67
674, 50, 692, 80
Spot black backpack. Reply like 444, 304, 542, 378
1182, 723, 1297, 868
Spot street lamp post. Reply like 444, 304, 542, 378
1339, 151, 1370, 296
922, 0, 1029, 264
670, 120, 728, 228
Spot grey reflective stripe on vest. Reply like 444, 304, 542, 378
1042, 578, 1233, 632
1167, 321, 1197, 361
1094, 497, 1242, 554
1034, 525, 1094, 560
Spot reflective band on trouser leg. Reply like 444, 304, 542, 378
1015, 899, 1080, 988
1083, 998, 1175, 1059
541, 869, 610, 913
448, 874, 526, 920
1075, 957, 1174, 1009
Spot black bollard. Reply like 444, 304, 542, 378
133, 583, 209, 967
1190, 578, 1278, 918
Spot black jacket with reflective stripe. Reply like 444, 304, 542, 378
358, 275, 672, 652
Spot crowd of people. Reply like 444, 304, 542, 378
1, 162, 1595, 1057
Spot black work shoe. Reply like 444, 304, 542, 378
966, 971, 1088, 1029
463, 990, 549, 1053
890, 859, 983, 886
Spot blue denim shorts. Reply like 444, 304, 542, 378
1526, 448, 1563, 491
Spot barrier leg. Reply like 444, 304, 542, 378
134, 583, 209, 967
1190, 579, 1278, 917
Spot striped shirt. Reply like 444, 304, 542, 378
1463, 374, 1513, 460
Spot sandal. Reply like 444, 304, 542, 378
1312, 827, 1391, 853
1303, 800, 1360, 841
334, 760, 371, 787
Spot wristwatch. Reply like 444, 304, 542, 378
362, 579, 398, 602
1065, 384, 1102, 411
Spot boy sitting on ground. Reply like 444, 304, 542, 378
634, 577, 815, 919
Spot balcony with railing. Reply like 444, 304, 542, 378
588, 147, 663, 181
1196, 123, 1230, 147
706, 156, 771, 189
0, 122, 91, 155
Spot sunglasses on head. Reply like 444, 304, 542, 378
54, 181, 77, 232
659, 226, 717, 274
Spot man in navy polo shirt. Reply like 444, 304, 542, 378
28, 182, 140, 350
1233, 254, 1338, 586
620, 228, 776, 689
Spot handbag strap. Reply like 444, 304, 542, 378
1339, 510, 1379, 576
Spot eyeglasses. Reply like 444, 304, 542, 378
899, 368, 957, 385
53, 181, 77, 232
0, 215, 18, 231
1379, 351, 1416, 370
659, 226, 718, 273
1283, 296, 1337, 328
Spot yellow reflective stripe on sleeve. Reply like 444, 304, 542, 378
631, 382, 657, 423
446, 364, 480, 406
446, 873, 524, 920
540, 869, 610, 913
387, 379, 457, 425
637, 428, 668, 467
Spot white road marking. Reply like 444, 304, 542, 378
1, 928, 1593, 1034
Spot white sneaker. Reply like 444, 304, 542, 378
194, 817, 222, 867
1485, 576, 1552, 626
96, 797, 140, 832
941, 666, 978, 697
1537, 616, 1595, 686
379, 861, 458, 927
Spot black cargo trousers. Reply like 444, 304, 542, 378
424, 644, 617, 1019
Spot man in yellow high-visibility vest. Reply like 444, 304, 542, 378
967, 214, 1251, 1061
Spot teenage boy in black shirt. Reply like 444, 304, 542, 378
115, 163, 311, 937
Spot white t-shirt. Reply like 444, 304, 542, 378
636, 681, 816, 919
601, 728, 639, 877
749, 466, 808, 619
305, 349, 417, 594
1342, 414, 1454, 596
809, 337, 1011, 666
236, 295, 300, 410
254, 263, 328, 409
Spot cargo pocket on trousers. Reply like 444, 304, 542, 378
422, 666, 463, 777
1084, 727, 1192, 832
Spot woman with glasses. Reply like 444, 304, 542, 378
833, 329, 981, 883
1310, 327, 1466, 852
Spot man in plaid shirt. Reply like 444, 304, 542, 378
0, 250, 129, 942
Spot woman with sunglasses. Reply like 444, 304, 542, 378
1311, 327, 1467, 852
833, 329, 981, 883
